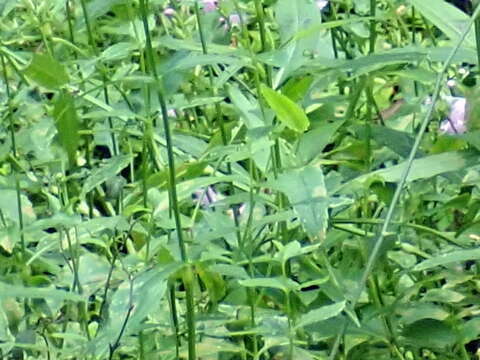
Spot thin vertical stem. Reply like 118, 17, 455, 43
1, 55, 25, 258
193, 1, 242, 244
253, 0, 272, 86
474, 0, 480, 67
138, 1, 195, 359
369, 0, 377, 54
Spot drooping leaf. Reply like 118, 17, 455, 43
397, 303, 449, 324
260, 84, 309, 133
53, 91, 80, 167
0, 282, 83, 302
413, 248, 480, 271
339, 151, 478, 193
24, 53, 69, 89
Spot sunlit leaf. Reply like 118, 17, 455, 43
261, 84, 309, 133
24, 53, 69, 89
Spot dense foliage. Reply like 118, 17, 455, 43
1, 0, 480, 359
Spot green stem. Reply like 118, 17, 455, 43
475, 1, 480, 67
369, 0, 376, 54
253, 0, 272, 85
138, 1, 195, 359
1, 55, 25, 258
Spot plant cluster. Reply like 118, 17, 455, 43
1, 0, 480, 359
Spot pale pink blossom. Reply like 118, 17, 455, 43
229, 13, 241, 26
163, 7, 175, 16
203, 0, 218, 12
440, 97, 467, 134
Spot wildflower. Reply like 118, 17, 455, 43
203, 0, 218, 12
396, 5, 407, 16
440, 97, 467, 134
193, 186, 219, 208
220, 13, 242, 31
229, 13, 241, 27
316, 0, 329, 10
163, 7, 175, 16
447, 79, 456, 88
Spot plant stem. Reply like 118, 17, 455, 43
138, 1, 195, 359
1, 55, 25, 258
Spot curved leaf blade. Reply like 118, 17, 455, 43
260, 84, 309, 133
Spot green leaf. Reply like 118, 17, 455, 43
53, 91, 80, 167
0, 282, 83, 302
402, 319, 456, 349
100, 42, 135, 61
413, 248, 480, 271
339, 151, 478, 193
0, 190, 36, 226
271, 165, 329, 238
208, 264, 250, 280
228, 85, 266, 129
24, 53, 69, 89
422, 288, 465, 303
76, 253, 111, 297
296, 301, 346, 329
90, 263, 182, 357
85, 0, 127, 23
273, 0, 332, 86
297, 121, 344, 163
397, 303, 449, 324
81, 155, 132, 196
409, 0, 475, 49
239, 277, 298, 293
460, 318, 480, 343
260, 84, 309, 133
462, 130, 480, 150
355, 124, 423, 158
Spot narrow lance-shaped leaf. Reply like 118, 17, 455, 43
24, 53, 69, 89
260, 84, 309, 132
53, 91, 80, 167
413, 248, 480, 271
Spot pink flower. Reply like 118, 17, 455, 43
220, 13, 242, 31
440, 97, 467, 134
229, 13, 241, 27
316, 0, 329, 10
203, 0, 218, 12
163, 7, 175, 16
